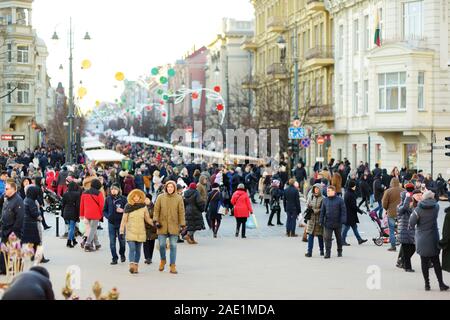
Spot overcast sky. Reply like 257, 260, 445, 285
33, 0, 254, 111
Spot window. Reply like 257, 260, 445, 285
403, 1, 423, 40
315, 78, 320, 105
37, 65, 42, 81
17, 46, 28, 63
353, 19, 359, 52
6, 83, 12, 104
363, 144, 368, 163
364, 80, 369, 114
338, 25, 344, 59
378, 8, 384, 42
418, 71, 424, 110
37, 98, 42, 114
375, 144, 381, 165
303, 31, 307, 57
364, 15, 370, 50
337, 149, 342, 162
314, 24, 319, 47
7, 43, 12, 63
353, 82, 359, 115
339, 84, 343, 116
17, 83, 30, 104
352, 144, 357, 168
378, 72, 407, 111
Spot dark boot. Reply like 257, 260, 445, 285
66, 240, 74, 248
72, 238, 78, 247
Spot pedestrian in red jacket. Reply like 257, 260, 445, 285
231, 184, 253, 238
80, 179, 105, 252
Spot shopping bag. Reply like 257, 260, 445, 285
246, 214, 258, 229
78, 221, 86, 235
218, 205, 227, 215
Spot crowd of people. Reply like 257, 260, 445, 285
0, 141, 449, 295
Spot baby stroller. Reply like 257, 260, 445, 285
44, 188, 62, 214
368, 211, 399, 246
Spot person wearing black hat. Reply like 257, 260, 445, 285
372, 172, 385, 219
205, 183, 223, 238
1, 266, 55, 300
103, 183, 127, 264
342, 181, 368, 246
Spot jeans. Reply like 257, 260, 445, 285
127, 241, 142, 264
286, 212, 297, 234
108, 223, 126, 261
323, 227, 343, 256
388, 217, 396, 248
143, 239, 155, 261
158, 234, 178, 265
68, 220, 76, 241
342, 224, 362, 243
307, 234, 324, 255
86, 219, 100, 247
373, 200, 383, 219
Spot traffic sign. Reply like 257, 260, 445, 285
316, 157, 325, 162
301, 138, 311, 148
317, 136, 325, 145
289, 127, 305, 140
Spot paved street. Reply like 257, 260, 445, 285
39, 197, 450, 300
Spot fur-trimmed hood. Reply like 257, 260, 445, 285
127, 189, 146, 206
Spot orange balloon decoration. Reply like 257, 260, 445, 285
115, 72, 125, 81
214, 86, 221, 93
217, 104, 224, 111
192, 92, 199, 100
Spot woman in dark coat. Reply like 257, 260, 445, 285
440, 206, 450, 273
62, 182, 81, 248
342, 181, 367, 246
397, 186, 419, 272
358, 174, 371, 212
409, 191, 449, 291
205, 183, 223, 238
32, 176, 51, 230
19, 177, 32, 200
183, 183, 205, 244
22, 186, 42, 254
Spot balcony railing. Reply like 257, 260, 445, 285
241, 37, 258, 51
308, 104, 334, 119
306, 0, 326, 11
305, 46, 334, 60
267, 63, 289, 78
241, 76, 259, 89
266, 16, 287, 33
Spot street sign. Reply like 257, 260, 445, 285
317, 136, 325, 145
292, 119, 301, 128
289, 127, 305, 140
301, 138, 311, 148
1, 135, 25, 141
316, 157, 325, 162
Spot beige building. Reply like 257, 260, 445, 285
244, 0, 335, 170
327, 0, 450, 177
205, 18, 254, 129
0, 0, 50, 151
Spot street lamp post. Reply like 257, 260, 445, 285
277, 25, 300, 165
52, 18, 91, 164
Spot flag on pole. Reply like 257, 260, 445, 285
374, 9, 382, 47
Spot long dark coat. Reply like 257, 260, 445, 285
183, 189, 206, 232
440, 207, 450, 272
22, 186, 41, 245
396, 192, 415, 245
62, 191, 81, 222
409, 199, 440, 257
344, 188, 362, 226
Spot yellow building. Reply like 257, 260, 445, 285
243, 0, 334, 171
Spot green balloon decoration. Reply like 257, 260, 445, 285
157, 89, 164, 95
168, 69, 176, 77
163, 94, 169, 101
151, 68, 159, 76
160, 76, 168, 84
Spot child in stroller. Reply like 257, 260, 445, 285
368, 210, 399, 246
44, 188, 82, 237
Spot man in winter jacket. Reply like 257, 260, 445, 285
320, 186, 347, 259
382, 178, 405, 251
103, 183, 127, 265
0, 180, 25, 274
79, 179, 105, 252
283, 179, 301, 237
0, 171, 8, 197
294, 163, 307, 194
372, 173, 385, 219
56, 166, 69, 196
